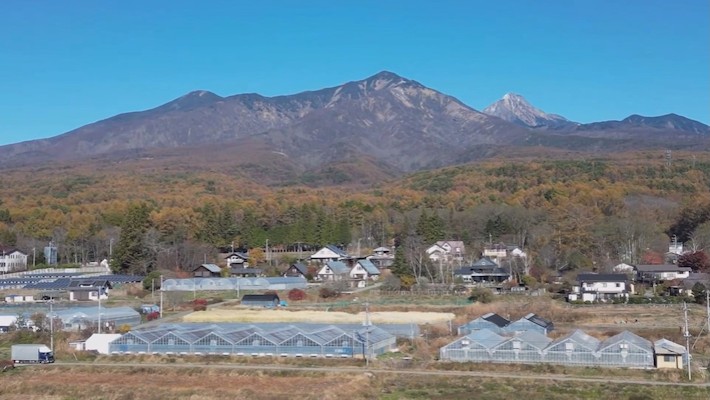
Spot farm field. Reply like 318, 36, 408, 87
182, 308, 456, 325
1, 364, 709, 400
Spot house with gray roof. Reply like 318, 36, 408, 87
350, 259, 380, 283
310, 245, 349, 263
634, 264, 692, 283
317, 261, 350, 282
193, 264, 222, 278
454, 257, 511, 283
283, 262, 309, 279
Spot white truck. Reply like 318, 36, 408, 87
11, 344, 54, 364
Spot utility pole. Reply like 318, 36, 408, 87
265, 239, 270, 267
159, 275, 164, 319
683, 302, 691, 380
49, 300, 54, 353
364, 301, 371, 368
98, 288, 102, 334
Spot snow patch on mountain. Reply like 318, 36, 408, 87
483, 93, 572, 128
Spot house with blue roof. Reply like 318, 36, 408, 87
317, 261, 350, 282
350, 259, 380, 287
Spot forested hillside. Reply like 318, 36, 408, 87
1, 151, 710, 278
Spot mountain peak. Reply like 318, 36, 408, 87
484, 93, 572, 128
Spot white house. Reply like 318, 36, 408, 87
611, 263, 635, 274
568, 273, 631, 302
0, 246, 28, 273
310, 245, 349, 263
482, 244, 526, 261
426, 241, 465, 263
349, 259, 380, 283
316, 260, 350, 281
634, 264, 692, 283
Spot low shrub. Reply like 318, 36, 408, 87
287, 289, 306, 301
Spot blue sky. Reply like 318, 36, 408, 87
0, 0, 708, 145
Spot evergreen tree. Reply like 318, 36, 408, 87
111, 203, 153, 274
390, 243, 409, 277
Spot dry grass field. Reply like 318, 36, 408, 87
1, 364, 709, 400
182, 308, 456, 325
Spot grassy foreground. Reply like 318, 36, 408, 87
1, 365, 708, 400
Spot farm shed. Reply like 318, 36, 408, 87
654, 339, 686, 369
458, 312, 510, 335
596, 330, 653, 368
241, 294, 280, 308
504, 313, 554, 335
109, 323, 396, 358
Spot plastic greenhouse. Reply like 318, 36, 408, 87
161, 277, 307, 292
109, 323, 397, 358
52, 306, 141, 331
440, 328, 658, 368
457, 312, 510, 335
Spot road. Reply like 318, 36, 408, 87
46, 361, 710, 388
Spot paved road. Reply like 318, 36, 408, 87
47, 361, 710, 388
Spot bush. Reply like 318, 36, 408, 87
319, 287, 339, 299
287, 289, 306, 301
193, 298, 208, 311
146, 312, 160, 321
468, 288, 494, 304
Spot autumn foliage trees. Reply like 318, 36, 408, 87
1, 154, 710, 280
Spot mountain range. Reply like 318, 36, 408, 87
1, 71, 708, 184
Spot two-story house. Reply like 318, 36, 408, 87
349, 259, 380, 285
426, 241, 465, 263
0, 246, 28, 273
310, 245, 349, 264
568, 273, 632, 302
316, 260, 350, 282
453, 257, 511, 283
367, 246, 394, 269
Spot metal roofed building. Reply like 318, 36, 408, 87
109, 323, 397, 358
504, 313, 554, 335
458, 313, 511, 335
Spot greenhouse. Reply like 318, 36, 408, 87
457, 312, 510, 335
52, 306, 141, 331
440, 328, 666, 369
161, 277, 307, 292
109, 323, 397, 358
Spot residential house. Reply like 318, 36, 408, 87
458, 313, 510, 335
679, 273, 710, 296
426, 241, 465, 263
367, 246, 394, 269
611, 263, 635, 274
193, 264, 222, 278
349, 259, 380, 287
316, 260, 350, 282
0, 246, 28, 273
504, 313, 554, 335
310, 245, 349, 263
568, 273, 631, 302
241, 294, 280, 308
634, 264, 692, 283
454, 257, 511, 283
283, 262, 309, 279
0, 315, 17, 333
482, 243, 526, 261
653, 339, 686, 369
225, 252, 249, 269
68, 279, 111, 301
